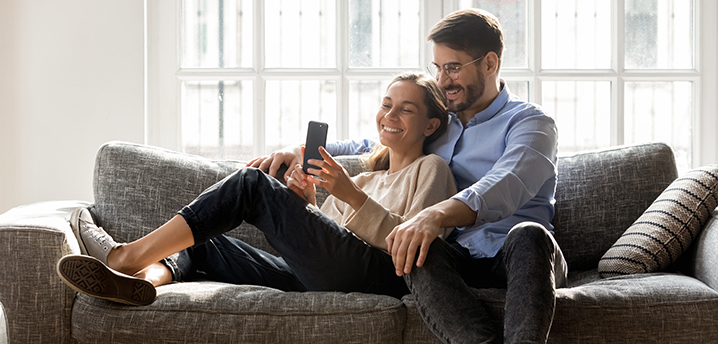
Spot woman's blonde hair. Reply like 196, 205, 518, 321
364, 72, 449, 171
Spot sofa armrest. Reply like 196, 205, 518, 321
685, 207, 718, 290
0, 200, 90, 344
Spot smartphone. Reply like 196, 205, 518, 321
303, 121, 329, 175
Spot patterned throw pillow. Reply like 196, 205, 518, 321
598, 165, 718, 278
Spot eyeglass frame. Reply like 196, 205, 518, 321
426, 55, 486, 81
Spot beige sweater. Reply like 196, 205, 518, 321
320, 154, 457, 252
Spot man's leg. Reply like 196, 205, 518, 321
500, 222, 567, 344
404, 239, 501, 344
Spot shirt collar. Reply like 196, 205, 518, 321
463, 80, 510, 127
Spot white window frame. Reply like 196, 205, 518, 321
146, 0, 717, 166
145, 0, 443, 158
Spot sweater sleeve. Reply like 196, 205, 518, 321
343, 155, 457, 252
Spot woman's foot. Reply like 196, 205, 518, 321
57, 254, 156, 306
69, 207, 122, 265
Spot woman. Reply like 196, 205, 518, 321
57, 73, 457, 306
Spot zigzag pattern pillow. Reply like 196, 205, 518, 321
598, 165, 718, 278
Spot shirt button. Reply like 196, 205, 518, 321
463, 243, 470, 248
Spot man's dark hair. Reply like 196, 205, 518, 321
428, 9, 504, 70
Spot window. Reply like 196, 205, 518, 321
460, 0, 698, 172
147, 0, 714, 172
172, 0, 437, 160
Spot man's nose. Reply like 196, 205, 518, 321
437, 71, 452, 89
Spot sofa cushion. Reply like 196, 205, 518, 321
401, 271, 718, 343
598, 165, 718, 278
71, 282, 406, 344
552, 143, 678, 271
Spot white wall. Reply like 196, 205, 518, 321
0, 0, 144, 214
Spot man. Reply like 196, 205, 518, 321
250, 9, 566, 344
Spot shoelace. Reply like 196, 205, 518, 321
79, 218, 112, 248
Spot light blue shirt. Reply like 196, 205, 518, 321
326, 82, 558, 259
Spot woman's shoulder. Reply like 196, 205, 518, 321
415, 153, 450, 170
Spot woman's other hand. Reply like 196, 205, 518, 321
287, 161, 317, 206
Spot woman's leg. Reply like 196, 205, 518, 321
98, 167, 402, 296
134, 262, 174, 287
177, 167, 407, 296
106, 215, 194, 276
163, 235, 307, 292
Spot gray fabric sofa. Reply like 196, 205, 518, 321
1, 141, 718, 343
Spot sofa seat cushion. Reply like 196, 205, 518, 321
71, 282, 406, 344
551, 272, 718, 343
403, 272, 718, 344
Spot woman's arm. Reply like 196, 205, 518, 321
342, 155, 457, 252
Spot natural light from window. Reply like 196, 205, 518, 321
178, 0, 696, 173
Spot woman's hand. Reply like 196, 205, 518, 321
286, 156, 317, 206
306, 147, 368, 211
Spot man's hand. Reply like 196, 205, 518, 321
385, 199, 478, 276
385, 208, 443, 276
246, 145, 303, 181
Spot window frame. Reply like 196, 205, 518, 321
146, 0, 717, 166
146, 0, 443, 158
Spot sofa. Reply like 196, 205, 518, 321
1, 140, 717, 343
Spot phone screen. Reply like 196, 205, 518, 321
303, 121, 328, 175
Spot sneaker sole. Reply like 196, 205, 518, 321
57, 255, 156, 306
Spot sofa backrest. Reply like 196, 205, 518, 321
92, 141, 364, 256
93, 141, 678, 271
552, 142, 677, 270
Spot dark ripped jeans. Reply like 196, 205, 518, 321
405, 222, 568, 344
161, 167, 409, 298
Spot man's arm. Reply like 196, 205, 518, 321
386, 199, 476, 276
246, 139, 377, 181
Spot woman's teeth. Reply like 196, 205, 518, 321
383, 125, 402, 133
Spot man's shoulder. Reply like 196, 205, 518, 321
501, 100, 554, 126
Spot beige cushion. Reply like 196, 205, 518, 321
598, 165, 718, 278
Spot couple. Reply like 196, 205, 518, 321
58, 9, 567, 344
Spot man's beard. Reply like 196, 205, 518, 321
446, 70, 486, 114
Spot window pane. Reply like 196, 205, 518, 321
265, 80, 337, 153
542, 81, 611, 153
542, 0, 611, 69
181, 80, 254, 159
348, 80, 391, 141
460, 0, 528, 68
505, 80, 529, 102
264, 1, 336, 68
624, 81, 692, 172
181, 0, 253, 68
349, 0, 421, 68
625, 0, 693, 69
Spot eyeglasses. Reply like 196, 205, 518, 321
426, 55, 485, 80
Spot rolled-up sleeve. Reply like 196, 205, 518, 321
325, 139, 377, 156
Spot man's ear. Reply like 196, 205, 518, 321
425, 117, 441, 137
484, 51, 500, 76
